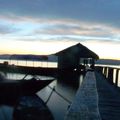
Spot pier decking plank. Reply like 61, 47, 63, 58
95, 72, 120, 120
65, 71, 101, 120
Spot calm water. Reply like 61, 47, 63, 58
0, 59, 57, 68
0, 70, 83, 120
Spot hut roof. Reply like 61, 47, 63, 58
55, 43, 99, 59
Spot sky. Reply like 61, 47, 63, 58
0, 0, 120, 60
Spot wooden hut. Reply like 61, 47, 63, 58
55, 43, 99, 70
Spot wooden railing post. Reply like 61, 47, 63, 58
104, 67, 108, 78
96, 66, 120, 88
108, 68, 114, 84
115, 69, 119, 87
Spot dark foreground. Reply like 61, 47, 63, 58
0, 94, 54, 120
0, 71, 83, 120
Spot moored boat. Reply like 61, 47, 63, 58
0, 75, 54, 100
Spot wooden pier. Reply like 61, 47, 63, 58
65, 71, 101, 120
95, 71, 120, 120
65, 67, 120, 120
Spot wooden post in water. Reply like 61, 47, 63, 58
115, 69, 119, 87
108, 68, 114, 84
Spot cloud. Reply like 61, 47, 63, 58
0, 23, 19, 35
0, 11, 120, 39
0, 0, 120, 26
32, 19, 120, 41
0, 13, 120, 44
0, 0, 120, 59
0, 0, 120, 44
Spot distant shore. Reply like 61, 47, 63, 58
96, 59, 120, 66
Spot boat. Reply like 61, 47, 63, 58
13, 95, 54, 120
0, 75, 54, 100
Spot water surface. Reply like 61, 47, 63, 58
0, 71, 83, 120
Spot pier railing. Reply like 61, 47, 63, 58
95, 66, 120, 88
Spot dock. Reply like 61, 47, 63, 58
65, 71, 101, 120
65, 67, 120, 120
95, 71, 120, 120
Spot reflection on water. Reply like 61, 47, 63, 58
37, 72, 83, 120
4, 72, 54, 81
0, 71, 83, 120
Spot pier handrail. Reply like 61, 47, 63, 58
95, 65, 120, 87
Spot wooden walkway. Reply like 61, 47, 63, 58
65, 71, 101, 120
95, 72, 120, 120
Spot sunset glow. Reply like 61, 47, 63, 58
0, 0, 119, 60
